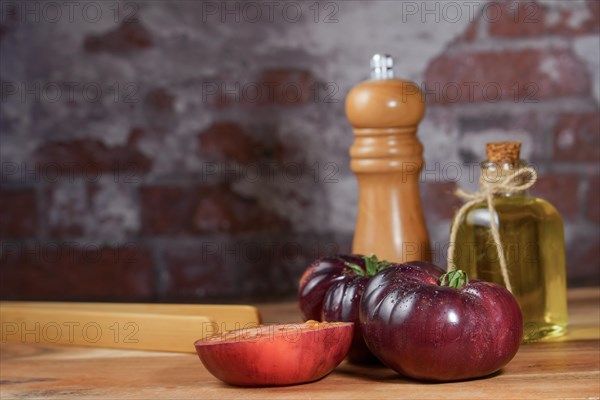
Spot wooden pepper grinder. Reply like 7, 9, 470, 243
345, 54, 431, 262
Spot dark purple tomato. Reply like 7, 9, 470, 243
298, 255, 366, 321
360, 263, 523, 382
298, 254, 389, 364
321, 275, 378, 363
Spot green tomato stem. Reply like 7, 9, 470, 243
343, 262, 366, 276
440, 270, 469, 289
344, 254, 391, 277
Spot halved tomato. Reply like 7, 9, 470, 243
194, 320, 353, 386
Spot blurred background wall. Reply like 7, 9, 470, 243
1, 0, 598, 302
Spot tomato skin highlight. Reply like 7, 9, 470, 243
194, 322, 353, 387
360, 263, 523, 382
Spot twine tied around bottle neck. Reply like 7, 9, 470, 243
447, 166, 538, 294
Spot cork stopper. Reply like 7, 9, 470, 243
486, 142, 521, 163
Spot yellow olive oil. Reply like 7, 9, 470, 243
452, 164, 568, 342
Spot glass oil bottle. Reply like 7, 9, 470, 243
451, 142, 567, 341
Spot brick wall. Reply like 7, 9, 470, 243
1, 0, 598, 302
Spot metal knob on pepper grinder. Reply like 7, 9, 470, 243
345, 54, 431, 262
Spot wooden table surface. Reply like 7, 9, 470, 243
1, 288, 599, 400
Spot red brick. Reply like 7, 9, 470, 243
257, 69, 316, 106
531, 173, 580, 219
144, 88, 175, 113
587, 175, 600, 223
553, 112, 600, 162
84, 18, 152, 53
162, 243, 238, 300
461, 19, 480, 42
422, 181, 463, 219
487, 1, 545, 37
141, 185, 289, 235
0, 244, 153, 300
424, 49, 590, 104
35, 139, 151, 176
198, 122, 262, 165
0, 189, 37, 238
127, 127, 146, 145
192, 186, 289, 233
489, 1, 600, 38
141, 186, 196, 235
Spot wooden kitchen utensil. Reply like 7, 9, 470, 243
345, 54, 431, 262
0, 302, 261, 353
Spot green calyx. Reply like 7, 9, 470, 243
344, 254, 390, 277
439, 270, 469, 290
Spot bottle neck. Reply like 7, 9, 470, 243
479, 160, 529, 197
